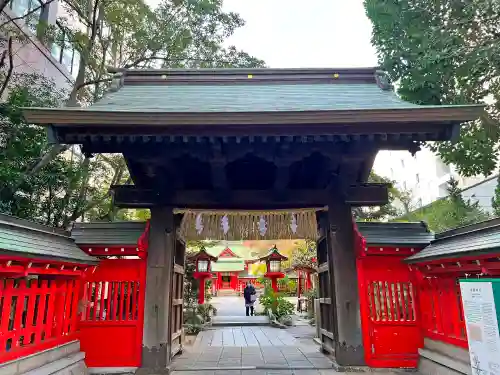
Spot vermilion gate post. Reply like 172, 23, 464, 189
79, 258, 146, 368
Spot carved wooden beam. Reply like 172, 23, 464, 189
111, 184, 389, 210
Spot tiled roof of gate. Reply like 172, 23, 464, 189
406, 218, 500, 263
0, 214, 97, 264
357, 221, 434, 246
71, 221, 146, 245
88, 82, 417, 113
24, 68, 483, 118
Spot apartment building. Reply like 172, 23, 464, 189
1, 0, 78, 92
374, 149, 495, 213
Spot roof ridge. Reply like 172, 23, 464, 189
0, 213, 69, 238
109, 67, 380, 76
115, 67, 382, 87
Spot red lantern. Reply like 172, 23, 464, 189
250, 245, 288, 292
188, 247, 217, 304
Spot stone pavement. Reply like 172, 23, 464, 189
170, 345, 335, 371
171, 327, 334, 373
171, 327, 401, 375
194, 327, 297, 347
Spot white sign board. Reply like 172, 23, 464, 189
460, 281, 500, 375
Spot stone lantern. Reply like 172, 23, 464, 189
188, 246, 217, 304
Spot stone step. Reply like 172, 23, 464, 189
211, 315, 270, 326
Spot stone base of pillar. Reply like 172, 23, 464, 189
136, 344, 171, 374
334, 342, 366, 369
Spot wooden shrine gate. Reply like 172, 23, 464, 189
357, 251, 422, 368
171, 235, 185, 357
79, 258, 146, 368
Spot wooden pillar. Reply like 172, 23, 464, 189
140, 206, 175, 372
328, 199, 365, 366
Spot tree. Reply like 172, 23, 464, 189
396, 178, 489, 232
365, 0, 500, 177
1, 0, 265, 226
1, 0, 59, 96
492, 174, 500, 217
352, 171, 404, 221
0, 72, 128, 226
290, 239, 316, 269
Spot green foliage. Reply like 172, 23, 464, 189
0, 73, 130, 226
353, 171, 404, 221
492, 174, 500, 217
1, 0, 265, 226
197, 303, 217, 322
365, 0, 500, 177
258, 284, 294, 320
291, 239, 316, 269
184, 323, 203, 335
396, 178, 489, 232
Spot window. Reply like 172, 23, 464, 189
51, 23, 80, 77
71, 50, 81, 79
10, 0, 42, 33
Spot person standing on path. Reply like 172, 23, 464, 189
243, 282, 256, 316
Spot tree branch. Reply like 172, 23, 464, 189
75, 77, 113, 91
0, 0, 58, 30
0, 36, 14, 98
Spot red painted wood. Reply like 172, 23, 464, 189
0, 278, 80, 364
218, 247, 239, 258
79, 258, 146, 368
416, 275, 468, 348
357, 256, 422, 368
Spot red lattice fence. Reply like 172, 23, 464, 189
0, 277, 80, 363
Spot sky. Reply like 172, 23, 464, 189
222, 0, 378, 68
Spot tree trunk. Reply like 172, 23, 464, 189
63, 155, 91, 228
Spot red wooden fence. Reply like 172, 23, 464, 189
79, 258, 146, 368
0, 277, 80, 363
418, 276, 467, 348
357, 252, 422, 368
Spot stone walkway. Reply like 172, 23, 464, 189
171, 327, 335, 374
194, 327, 298, 347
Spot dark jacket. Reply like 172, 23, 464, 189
243, 284, 256, 304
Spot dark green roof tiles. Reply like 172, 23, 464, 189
71, 222, 146, 245
0, 214, 97, 264
357, 221, 434, 246
407, 218, 500, 263
87, 83, 420, 113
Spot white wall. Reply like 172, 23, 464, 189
373, 149, 489, 209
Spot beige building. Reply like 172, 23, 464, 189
1, 0, 77, 92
